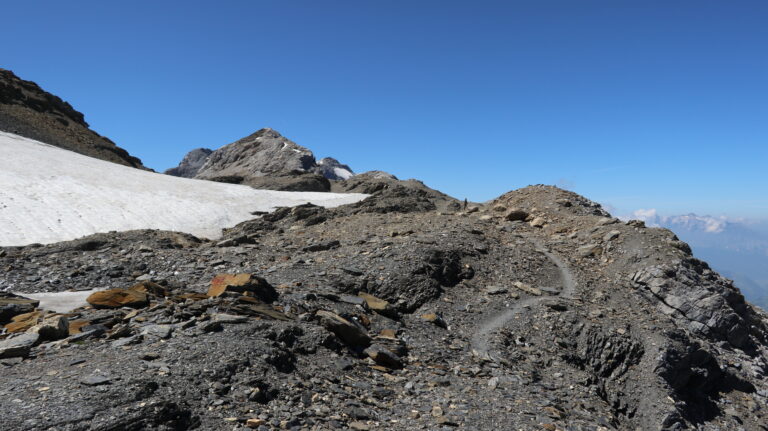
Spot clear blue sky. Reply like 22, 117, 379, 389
2, 1, 767, 218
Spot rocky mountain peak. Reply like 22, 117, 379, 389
166, 128, 357, 191
195, 128, 316, 180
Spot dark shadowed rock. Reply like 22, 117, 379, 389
0, 333, 38, 358
0, 292, 39, 324
314, 157, 354, 180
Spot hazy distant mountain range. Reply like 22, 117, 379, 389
629, 210, 768, 309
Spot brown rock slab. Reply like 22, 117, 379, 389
358, 293, 397, 318
208, 273, 277, 302
378, 329, 398, 340
4, 311, 42, 333
68, 320, 91, 335
87, 289, 148, 309
246, 418, 266, 428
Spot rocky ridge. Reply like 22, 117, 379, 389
165, 129, 355, 191
0, 69, 144, 169
2, 184, 767, 430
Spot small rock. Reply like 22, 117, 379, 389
246, 418, 266, 428
339, 295, 366, 306
488, 376, 499, 389
420, 313, 447, 328
139, 352, 161, 361
80, 371, 111, 386
505, 209, 529, 221
483, 285, 508, 295
141, 324, 173, 339
543, 406, 566, 419
358, 293, 397, 318
0, 333, 39, 359
436, 416, 459, 426
316, 310, 371, 347
603, 230, 621, 241
363, 344, 403, 369
529, 217, 546, 228
596, 217, 619, 226
111, 335, 142, 347
212, 313, 248, 324
513, 281, 542, 296
577, 244, 601, 258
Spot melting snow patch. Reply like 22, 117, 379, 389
14, 290, 99, 313
0, 132, 367, 246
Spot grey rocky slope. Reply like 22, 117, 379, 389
2, 186, 768, 430
0, 69, 145, 169
164, 148, 213, 177
165, 129, 355, 191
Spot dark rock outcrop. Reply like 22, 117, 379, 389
315, 157, 354, 180
0, 68, 145, 168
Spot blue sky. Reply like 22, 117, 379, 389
2, 1, 767, 218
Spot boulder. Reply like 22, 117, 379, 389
208, 273, 277, 302
505, 209, 529, 221
316, 310, 371, 348
30, 315, 69, 340
86, 288, 149, 309
0, 332, 39, 359
364, 344, 403, 369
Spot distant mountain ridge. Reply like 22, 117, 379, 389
0, 68, 145, 168
165, 128, 355, 190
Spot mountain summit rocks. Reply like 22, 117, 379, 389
165, 128, 355, 191
0, 69, 145, 168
